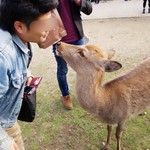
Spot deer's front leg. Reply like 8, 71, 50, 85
101, 125, 112, 150
116, 122, 125, 150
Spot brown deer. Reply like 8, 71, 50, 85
57, 42, 150, 150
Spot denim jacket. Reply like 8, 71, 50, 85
0, 29, 31, 149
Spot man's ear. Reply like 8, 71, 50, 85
100, 60, 122, 72
14, 21, 27, 34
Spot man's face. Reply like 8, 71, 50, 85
14, 11, 53, 44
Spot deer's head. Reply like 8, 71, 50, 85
57, 42, 122, 76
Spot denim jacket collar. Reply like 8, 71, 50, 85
0, 29, 12, 51
0, 29, 30, 54
12, 34, 30, 54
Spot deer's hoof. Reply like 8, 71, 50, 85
101, 146, 109, 150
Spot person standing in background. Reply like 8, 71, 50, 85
52, 0, 92, 110
143, 0, 150, 13
0, 0, 58, 149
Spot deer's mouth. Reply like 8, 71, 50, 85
56, 50, 63, 57
56, 48, 62, 57
56, 42, 63, 56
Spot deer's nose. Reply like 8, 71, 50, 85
57, 41, 61, 46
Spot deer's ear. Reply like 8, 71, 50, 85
107, 50, 115, 59
100, 60, 122, 72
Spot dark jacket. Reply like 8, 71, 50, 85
59, 0, 92, 39
71, 0, 92, 38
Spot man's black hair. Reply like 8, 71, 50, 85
0, 0, 59, 34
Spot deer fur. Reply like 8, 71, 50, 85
57, 42, 150, 150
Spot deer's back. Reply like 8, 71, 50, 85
104, 58, 150, 117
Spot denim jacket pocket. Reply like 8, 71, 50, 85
10, 72, 24, 89
0, 72, 25, 106
0, 72, 26, 122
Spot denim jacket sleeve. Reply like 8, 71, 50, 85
0, 52, 10, 98
0, 126, 13, 150
0, 47, 13, 149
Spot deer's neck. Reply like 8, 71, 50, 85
76, 74, 105, 114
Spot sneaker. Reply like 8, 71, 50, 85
95, 0, 100, 4
143, 8, 145, 14
138, 111, 147, 116
61, 95, 73, 110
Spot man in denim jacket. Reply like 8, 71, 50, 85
0, 0, 58, 149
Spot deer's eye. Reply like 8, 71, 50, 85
78, 51, 84, 57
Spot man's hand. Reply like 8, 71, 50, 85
11, 141, 18, 150
26, 76, 33, 86
74, 0, 81, 5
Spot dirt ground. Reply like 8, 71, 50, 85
31, 17, 150, 80
83, 17, 150, 62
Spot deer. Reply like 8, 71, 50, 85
57, 42, 150, 150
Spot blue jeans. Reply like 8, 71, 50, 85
53, 38, 85, 96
